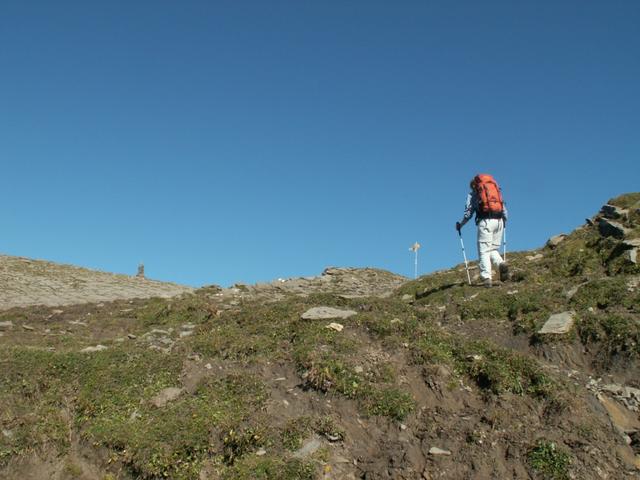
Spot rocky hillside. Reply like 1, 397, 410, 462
0, 256, 193, 310
0, 193, 639, 480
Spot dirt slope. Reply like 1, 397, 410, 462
0, 193, 639, 480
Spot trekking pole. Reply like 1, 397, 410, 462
458, 231, 472, 285
503, 225, 507, 261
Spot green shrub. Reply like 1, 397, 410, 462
528, 440, 571, 480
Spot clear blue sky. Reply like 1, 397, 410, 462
1, 1, 638, 287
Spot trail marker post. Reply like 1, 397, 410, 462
409, 242, 421, 279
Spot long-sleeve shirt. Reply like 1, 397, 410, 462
459, 189, 508, 227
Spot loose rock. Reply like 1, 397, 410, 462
429, 447, 452, 456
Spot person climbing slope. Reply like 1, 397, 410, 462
456, 174, 509, 287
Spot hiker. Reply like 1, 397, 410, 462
456, 174, 508, 287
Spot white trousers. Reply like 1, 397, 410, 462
477, 218, 505, 280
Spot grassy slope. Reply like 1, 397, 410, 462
1, 194, 639, 479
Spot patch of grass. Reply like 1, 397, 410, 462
458, 290, 512, 320
298, 354, 414, 420
280, 416, 344, 451
507, 288, 559, 335
578, 312, 640, 359
361, 387, 415, 420
410, 331, 555, 398
312, 416, 344, 442
0, 341, 273, 479
527, 439, 571, 480
570, 278, 629, 311
396, 270, 463, 300
281, 417, 312, 450
190, 298, 303, 360
548, 234, 603, 278
220, 456, 316, 480
409, 327, 456, 365
136, 295, 214, 328
223, 427, 266, 465
608, 192, 640, 210
460, 342, 554, 397
0, 348, 80, 462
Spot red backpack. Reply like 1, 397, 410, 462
472, 174, 504, 214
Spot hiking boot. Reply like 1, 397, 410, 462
483, 278, 492, 288
499, 262, 509, 282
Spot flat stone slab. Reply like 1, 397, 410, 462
0, 321, 14, 329
539, 311, 575, 335
301, 307, 357, 320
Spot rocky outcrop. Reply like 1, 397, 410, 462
599, 219, 629, 239
601, 204, 629, 221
